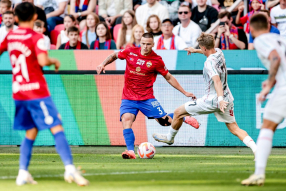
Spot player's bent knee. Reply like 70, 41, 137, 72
50, 125, 64, 135
174, 106, 187, 119
156, 116, 171, 126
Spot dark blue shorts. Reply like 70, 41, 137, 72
14, 96, 62, 131
120, 99, 167, 121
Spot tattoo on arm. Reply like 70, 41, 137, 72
102, 52, 118, 66
268, 55, 280, 87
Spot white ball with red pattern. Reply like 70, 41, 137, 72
137, 142, 156, 159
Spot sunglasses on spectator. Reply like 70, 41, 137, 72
162, 24, 172, 27
178, 11, 189, 15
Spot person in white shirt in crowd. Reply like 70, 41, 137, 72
270, 0, 286, 38
36, 0, 68, 32
173, 3, 202, 48
98, 0, 132, 27
82, 13, 100, 48
33, 20, 51, 50
136, 0, 169, 29
146, 14, 162, 37
0, 11, 18, 44
56, 15, 76, 49
69, 0, 97, 31
154, 18, 187, 50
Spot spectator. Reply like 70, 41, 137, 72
271, 0, 286, 38
215, 11, 247, 50
33, 20, 51, 50
126, 24, 144, 48
248, 10, 280, 50
59, 26, 88, 49
56, 15, 76, 49
154, 18, 187, 50
69, 0, 97, 31
22, 0, 48, 35
0, 0, 11, 27
117, 10, 137, 49
136, 0, 169, 28
173, 4, 202, 47
236, 0, 264, 33
98, 0, 132, 27
133, 0, 141, 11
36, 0, 68, 32
0, 11, 17, 43
90, 22, 116, 49
192, 0, 212, 9
159, 0, 180, 23
146, 14, 162, 37
82, 13, 100, 48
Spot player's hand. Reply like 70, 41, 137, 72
97, 64, 105, 74
258, 86, 271, 102
50, 58, 60, 72
219, 100, 228, 113
185, 47, 196, 55
184, 92, 196, 100
262, 79, 269, 88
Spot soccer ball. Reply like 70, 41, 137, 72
137, 142, 156, 159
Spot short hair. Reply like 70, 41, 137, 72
179, 4, 191, 12
15, 2, 36, 22
142, 32, 154, 39
67, 26, 79, 34
95, 22, 112, 40
197, 33, 214, 50
250, 14, 268, 31
0, 0, 12, 8
34, 20, 44, 28
259, 9, 270, 17
218, 11, 232, 20
2, 10, 13, 16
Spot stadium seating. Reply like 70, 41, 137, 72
54, 24, 65, 32
50, 30, 60, 45
50, 44, 56, 50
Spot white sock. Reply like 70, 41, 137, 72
243, 136, 257, 153
65, 164, 76, 173
254, 129, 274, 175
167, 126, 178, 141
18, 169, 28, 176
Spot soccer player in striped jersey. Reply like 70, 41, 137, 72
153, 33, 257, 156
242, 14, 286, 186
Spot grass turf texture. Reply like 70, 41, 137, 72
0, 147, 286, 191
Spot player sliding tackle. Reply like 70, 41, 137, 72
0, 3, 88, 186
241, 14, 286, 186
97, 33, 199, 159
153, 33, 257, 156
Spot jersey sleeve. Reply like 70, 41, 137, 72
117, 48, 130, 60
156, 59, 168, 76
205, 59, 219, 79
0, 36, 8, 53
34, 34, 48, 56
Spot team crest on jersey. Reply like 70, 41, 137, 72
146, 61, 152, 68
136, 67, 141, 72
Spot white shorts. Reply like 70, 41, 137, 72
184, 98, 236, 123
264, 92, 286, 124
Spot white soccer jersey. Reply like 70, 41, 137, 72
202, 48, 234, 106
254, 33, 286, 92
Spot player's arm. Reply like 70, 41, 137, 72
212, 75, 228, 113
258, 50, 280, 102
185, 47, 203, 55
97, 52, 118, 74
37, 53, 60, 72
163, 72, 196, 99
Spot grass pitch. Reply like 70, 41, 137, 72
0, 147, 286, 191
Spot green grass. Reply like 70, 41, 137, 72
0, 147, 286, 191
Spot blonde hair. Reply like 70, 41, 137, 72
127, 24, 144, 46
146, 14, 161, 33
197, 33, 215, 50
85, 13, 100, 48
118, 10, 137, 48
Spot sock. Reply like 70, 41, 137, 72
123, 129, 135, 151
168, 113, 186, 122
254, 129, 274, 175
19, 137, 34, 170
54, 131, 73, 166
243, 136, 257, 153
65, 164, 76, 173
167, 126, 178, 141
18, 169, 29, 176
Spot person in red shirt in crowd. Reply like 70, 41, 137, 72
0, 2, 88, 186
236, 0, 264, 33
97, 32, 199, 159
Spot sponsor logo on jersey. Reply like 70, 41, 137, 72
146, 61, 152, 68
151, 101, 160, 107
37, 38, 47, 51
136, 67, 141, 72
164, 66, 167, 71
136, 59, 145, 66
130, 52, 138, 56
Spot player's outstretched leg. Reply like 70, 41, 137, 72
225, 122, 257, 159
121, 113, 136, 159
156, 113, 200, 129
51, 125, 89, 186
153, 105, 189, 145
16, 128, 38, 186
241, 119, 279, 186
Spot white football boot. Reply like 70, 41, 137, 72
152, 133, 174, 145
64, 167, 89, 186
241, 174, 265, 186
16, 170, 37, 186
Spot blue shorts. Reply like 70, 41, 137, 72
120, 99, 167, 121
14, 96, 62, 131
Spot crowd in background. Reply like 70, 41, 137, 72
0, 0, 285, 50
